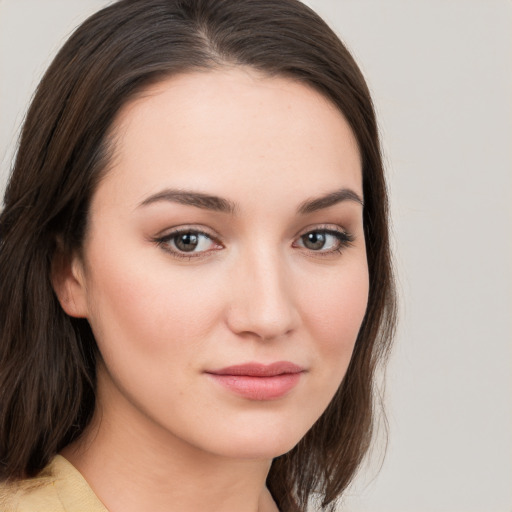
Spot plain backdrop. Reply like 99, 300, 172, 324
1, 1, 511, 511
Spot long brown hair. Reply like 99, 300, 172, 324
0, 0, 396, 510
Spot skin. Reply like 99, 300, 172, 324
54, 68, 369, 512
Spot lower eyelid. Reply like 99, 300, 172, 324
152, 228, 219, 256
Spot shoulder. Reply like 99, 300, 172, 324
0, 456, 107, 512
0, 468, 64, 512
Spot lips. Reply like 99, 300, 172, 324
206, 361, 304, 400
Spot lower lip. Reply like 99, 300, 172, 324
207, 373, 302, 400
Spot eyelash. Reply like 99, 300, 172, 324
154, 225, 355, 261
293, 228, 355, 256
155, 228, 221, 261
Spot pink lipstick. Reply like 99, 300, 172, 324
206, 362, 304, 400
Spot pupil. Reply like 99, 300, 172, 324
176, 233, 198, 252
304, 232, 325, 250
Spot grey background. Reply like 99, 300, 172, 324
1, 1, 511, 511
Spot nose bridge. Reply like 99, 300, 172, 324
226, 242, 300, 341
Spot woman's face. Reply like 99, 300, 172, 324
62, 68, 368, 460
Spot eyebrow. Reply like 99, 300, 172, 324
139, 189, 237, 214
138, 187, 363, 214
297, 188, 364, 214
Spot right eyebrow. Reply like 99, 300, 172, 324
138, 189, 237, 214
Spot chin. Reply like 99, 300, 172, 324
190, 415, 312, 461
209, 438, 299, 461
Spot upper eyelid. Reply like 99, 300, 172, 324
154, 224, 349, 239
156, 225, 219, 240
155, 229, 220, 259
293, 228, 353, 246
156, 225, 352, 255
293, 224, 353, 243
158, 223, 349, 241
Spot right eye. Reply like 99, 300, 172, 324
155, 229, 223, 260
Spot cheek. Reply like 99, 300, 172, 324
83, 247, 222, 363
301, 259, 369, 369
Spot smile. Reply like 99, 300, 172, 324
205, 362, 305, 401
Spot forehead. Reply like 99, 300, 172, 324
96, 68, 362, 212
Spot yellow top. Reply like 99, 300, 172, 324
0, 455, 108, 512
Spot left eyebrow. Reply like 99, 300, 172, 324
297, 188, 364, 214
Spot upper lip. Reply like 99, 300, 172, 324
206, 361, 304, 377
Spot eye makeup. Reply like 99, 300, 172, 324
153, 227, 223, 261
153, 224, 355, 261
294, 227, 355, 257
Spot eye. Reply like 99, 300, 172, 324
156, 229, 222, 259
294, 228, 354, 255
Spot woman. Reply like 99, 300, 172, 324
0, 0, 396, 510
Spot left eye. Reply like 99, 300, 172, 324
159, 230, 219, 256
295, 229, 353, 253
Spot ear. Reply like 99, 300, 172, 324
51, 242, 89, 318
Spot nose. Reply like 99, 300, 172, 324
225, 247, 300, 341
